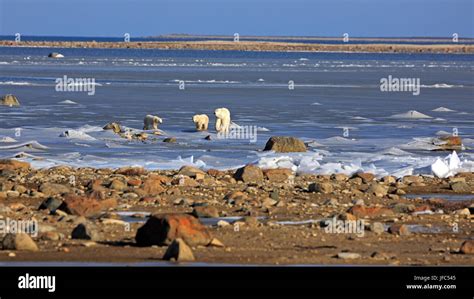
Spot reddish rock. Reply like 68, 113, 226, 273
263, 168, 293, 182
141, 175, 166, 195
59, 195, 117, 217
207, 169, 222, 177
135, 214, 212, 247
433, 136, 462, 150
348, 205, 394, 218
234, 164, 264, 183
127, 179, 142, 187
459, 240, 474, 254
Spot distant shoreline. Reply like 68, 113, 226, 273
1, 40, 473, 54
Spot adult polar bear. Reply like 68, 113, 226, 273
214, 108, 231, 134
192, 114, 209, 131
143, 114, 163, 130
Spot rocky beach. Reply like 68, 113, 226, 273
0, 155, 472, 265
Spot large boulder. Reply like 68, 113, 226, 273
1, 233, 38, 251
135, 214, 212, 247
263, 136, 307, 153
0, 159, 30, 171
58, 195, 117, 217
0, 94, 20, 107
234, 164, 264, 184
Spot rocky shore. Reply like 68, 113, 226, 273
1, 40, 473, 54
0, 159, 473, 265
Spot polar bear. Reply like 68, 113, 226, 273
192, 114, 209, 131
214, 108, 231, 134
143, 114, 163, 130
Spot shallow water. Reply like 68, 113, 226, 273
1, 46, 474, 177
404, 193, 474, 201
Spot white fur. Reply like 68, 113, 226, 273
214, 108, 231, 133
192, 114, 209, 131
143, 114, 163, 130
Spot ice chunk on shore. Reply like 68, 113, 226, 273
59, 100, 78, 105
431, 151, 461, 178
432, 107, 455, 112
59, 130, 96, 141
389, 110, 432, 119
0, 136, 17, 143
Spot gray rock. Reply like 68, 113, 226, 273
162, 238, 195, 262
1, 233, 38, 251
71, 223, 100, 241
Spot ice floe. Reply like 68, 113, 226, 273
389, 110, 432, 119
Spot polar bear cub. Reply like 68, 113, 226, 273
192, 114, 209, 131
143, 114, 163, 130
214, 108, 231, 133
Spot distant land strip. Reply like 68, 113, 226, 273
1, 40, 473, 54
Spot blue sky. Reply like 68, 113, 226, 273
0, 0, 473, 37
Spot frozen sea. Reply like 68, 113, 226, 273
0, 45, 474, 177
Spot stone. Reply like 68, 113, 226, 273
262, 197, 278, 208
381, 176, 396, 184
459, 240, 474, 254
388, 224, 411, 236
263, 168, 293, 183
348, 205, 394, 218
217, 220, 230, 227
71, 223, 100, 241
402, 175, 424, 185
135, 214, 212, 247
48, 52, 64, 58
6, 191, 20, 198
0, 94, 20, 107
192, 206, 219, 218
354, 172, 375, 184
369, 222, 385, 234
453, 208, 470, 216
115, 167, 146, 176
331, 174, 348, 182
1, 233, 38, 251
178, 166, 205, 178
109, 179, 127, 191
162, 238, 195, 262
337, 252, 361, 259
39, 183, 71, 196
450, 181, 471, 193
163, 137, 177, 143
392, 203, 415, 214
308, 182, 333, 194
366, 183, 388, 197
0, 159, 30, 171
141, 175, 166, 195
103, 122, 122, 133
234, 165, 264, 184
433, 136, 462, 150
209, 238, 225, 247
58, 195, 117, 217
41, 231, 61, 241
263, 136, 307, 153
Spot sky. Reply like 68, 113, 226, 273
0, 0, 473, 37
